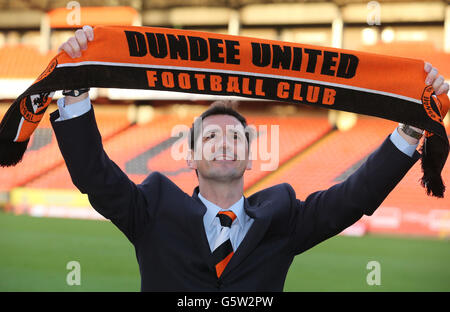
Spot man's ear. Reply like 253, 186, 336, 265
186, 149, 197, 170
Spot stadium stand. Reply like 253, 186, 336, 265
358, 41, 450, 79
243, 115, 332, 189
26, 110, 196, 189
25, 110, 332, 194
0, 45, 55, 79
246, 116, 450, 237
47, 6, 140, 28
1, 0, 449, 237
0, 105, 131, 191
246, 117, 397, 198
144, 114, 333, 193
375, 157, 450, 237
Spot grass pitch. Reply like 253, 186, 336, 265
0, 211, 449, 292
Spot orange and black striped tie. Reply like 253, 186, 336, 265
213, 210, 237, 278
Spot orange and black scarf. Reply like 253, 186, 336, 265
0, 26, 448, 197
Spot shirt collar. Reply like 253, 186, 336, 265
198, 192, 245, 229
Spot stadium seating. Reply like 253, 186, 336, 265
357, 42, 450, 78
0, 2, 449, 237
0, 45, 56, 78
243, 115, 332, 189
24, 111, 332, 195
247, 117, 397, 197
1, 105, 131, 191
148, 114, 332, 193
26, 111, 196, 190
247, 116, 450, 237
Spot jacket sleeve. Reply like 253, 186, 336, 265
50, 107, 157, 244
287, 135, 420, 255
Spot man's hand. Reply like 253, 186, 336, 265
424, 62, 449, 96
58, 25, 94, 105
58, 25, 94, 58
397, 63, 449, 144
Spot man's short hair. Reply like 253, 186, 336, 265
189, 100, 251, 151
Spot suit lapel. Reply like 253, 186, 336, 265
190, 187, 272, 279
190, 188, 216, 273
220, 198, 272, 279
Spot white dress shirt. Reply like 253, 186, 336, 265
198, 193, 254, 252
55, 96, 92, 122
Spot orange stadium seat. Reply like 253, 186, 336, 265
1, 105, 131, 191
0, 45, 56, 79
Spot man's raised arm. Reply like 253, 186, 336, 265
287, 64, 449, 255
51, 26, 155, 244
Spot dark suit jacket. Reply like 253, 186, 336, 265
50, 107, 420, 291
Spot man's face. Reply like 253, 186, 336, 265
188, 114, 252, 182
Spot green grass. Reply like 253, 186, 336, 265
1, 211, 449, 292
284, 234, 450, 291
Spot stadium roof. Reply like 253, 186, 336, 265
0, 0, 446, 11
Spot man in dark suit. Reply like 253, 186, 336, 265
52, 26, 448, 291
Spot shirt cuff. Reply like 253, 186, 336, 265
55, 96, 92, 122
389, 127, 419, 158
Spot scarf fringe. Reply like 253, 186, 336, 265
0, 140, 29, 167
420, 134, 449, 198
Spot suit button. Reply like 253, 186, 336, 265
216, 280, 222, 289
